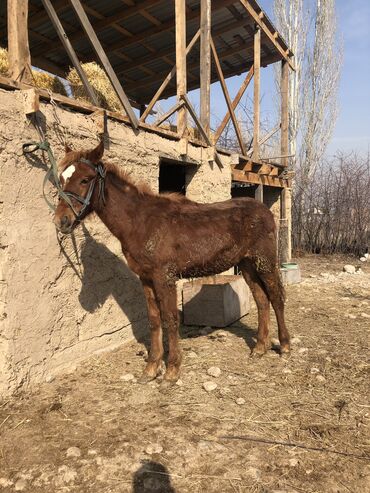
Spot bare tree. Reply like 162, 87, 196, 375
300, 0, 342, 181
274, 0, 342, 178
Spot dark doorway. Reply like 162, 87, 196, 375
231, 181, 256, 198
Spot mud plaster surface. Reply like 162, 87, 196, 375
0, 89, 232, 396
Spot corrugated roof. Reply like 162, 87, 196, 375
0, 0, 292, 105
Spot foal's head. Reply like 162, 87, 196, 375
54, 140, 105, 234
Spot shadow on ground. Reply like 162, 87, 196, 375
132, 460, 176, 493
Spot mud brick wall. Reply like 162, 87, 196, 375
0, 89, 232, 396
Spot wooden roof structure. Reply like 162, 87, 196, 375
0, 0, 292, 106
0, 0, 294, 192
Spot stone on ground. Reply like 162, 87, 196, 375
203, 381, 218, 392
343, 265, 356, 274
207, 366, 221, 378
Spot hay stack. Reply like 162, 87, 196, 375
67, 62, 122, 112
0, 46, 9, 75
0, 46, 67, 96
32, 71, 67, 96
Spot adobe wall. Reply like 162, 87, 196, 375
0, 88, 232, 396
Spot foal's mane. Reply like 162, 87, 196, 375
59, 151, 192, 204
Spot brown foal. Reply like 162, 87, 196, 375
54, 141, 290, 385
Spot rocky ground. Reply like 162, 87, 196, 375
0, 255, 369, 493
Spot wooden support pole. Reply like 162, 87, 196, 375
247, 124, 280, 157
255, 183, 263, 202
175, 0, 187, 135
69, 0, 139, 129
253, 26, 261, 161
7, 0, 33, 83
214, 65, 254, 145
211, 37, 247, 155
281, 59, 289, 167
41, 0, 99, 106
200, 0, 211, 136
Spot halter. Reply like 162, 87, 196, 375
62, 157, 106, 223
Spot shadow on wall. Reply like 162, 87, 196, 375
132, 461, 176, 493
75, 225, 149, 347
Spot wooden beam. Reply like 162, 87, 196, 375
210, 37, 247, 155
200, 0, 211, 136
154, 101, 184, 127
41, 0, 99, 106
214, 65, 254, 144
175, 0, 187, 135
247, 124, 280, 157
253, 26, 261, 161
232, 169, 290, 188
281, 59, 289, 167
7, 0, 33, 83
140, 30, 200, 123
239, 0, 295, 70
181, 94, 223, 168
68, 0, 139, 129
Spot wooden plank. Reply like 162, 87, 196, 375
154, 101, 184, 127
214, 65, 254, 144
7, 0, 33, 83
181, 95, 223, 168
210, 37, 247, 155
175, 0, 187, 135
40, 0, 99, 106
69, 0, 139, 129
21, 88, 40, 114
253, 26, 261, 161
255, 183, 263, 202
140, 30, 200, 123
247, 124, 280, 157
200, 0, 211, 136
281, 60, 289, 167
239, 0, 295, 70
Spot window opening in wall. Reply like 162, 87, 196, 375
159, 159, 197, 195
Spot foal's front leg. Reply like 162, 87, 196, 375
139, 282, 164, 383
153, 279, 181, 384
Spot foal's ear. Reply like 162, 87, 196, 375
65, 144, 73, 154
86, 139, 104, 163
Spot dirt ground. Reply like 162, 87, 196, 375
0, 255, 369, 493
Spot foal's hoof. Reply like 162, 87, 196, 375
250, 344, 267, 358
280, 345, 291, 358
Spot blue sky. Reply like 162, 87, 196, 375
157, 0, 370, 157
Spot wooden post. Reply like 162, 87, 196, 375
280, 187, 291, 262
175, 0, 187, 135
253, 26, 261, 162
200, 0, 211, 136
281, 59, 289, 167
7, 0, 33, 83
255, 184, 263, 202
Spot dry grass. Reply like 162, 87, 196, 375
0, 46, 66, 96
0, 46, 9, 75
0, 255, 369, 492
67, 62, 123, 112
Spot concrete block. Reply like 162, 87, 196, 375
280, 265, 301, 285
182, 275, 250, 327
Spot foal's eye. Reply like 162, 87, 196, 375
80, 178, 90, 185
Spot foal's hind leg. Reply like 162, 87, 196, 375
239, 259, 271, 356
257, 267, 290, 355
139, 282, 164, 383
